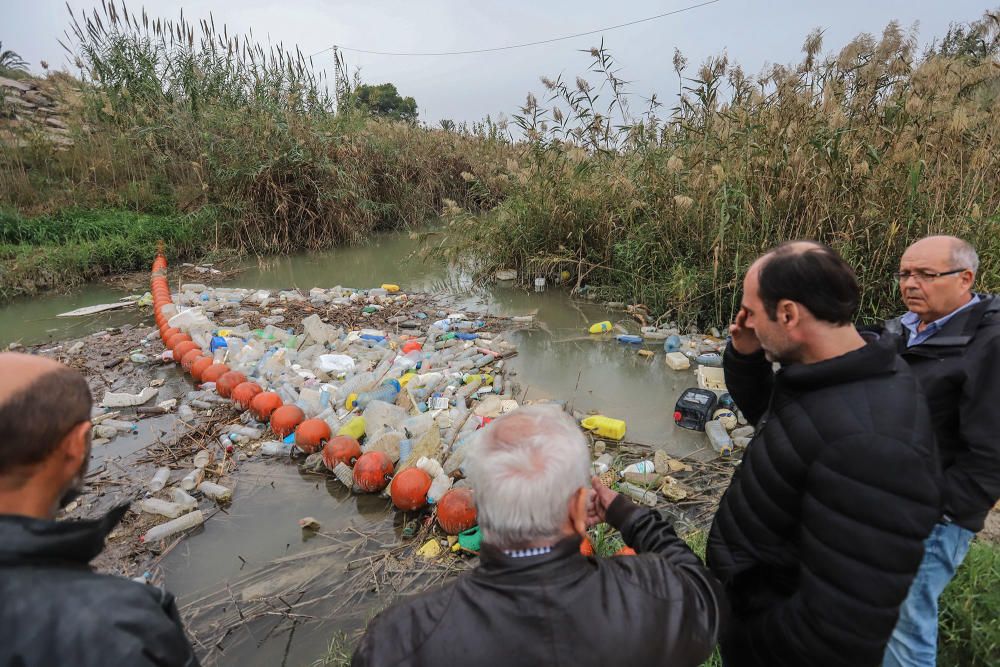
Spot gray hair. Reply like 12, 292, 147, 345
951, 238, 979, 275
465, 405, 591, 549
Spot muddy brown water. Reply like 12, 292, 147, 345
0, 232, 712, 665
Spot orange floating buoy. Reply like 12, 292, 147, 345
353, 451, 394, 493
580, 536, 594, 556
160, 327, 180, 343
390, 467, 431, 511
231, 382, 263, 410
166, 332, 192, 350
614, 546, 637, 556
294, 419, 332, 454
190, 355, 215, 382
437, 488, 477, 534
172, 340, 199, 362
179, 348, 204, 372
321, 435, 361, 470
270, 405, 305, 437
250, 391, 283, 421
200, 363, 230, 384
216, 371, 247, 398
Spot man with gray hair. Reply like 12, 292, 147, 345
882, 235, 1000, 667
353, 404, 725, 667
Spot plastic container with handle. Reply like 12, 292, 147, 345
580, 415, 627, 441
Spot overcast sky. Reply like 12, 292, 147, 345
4, 1, 990, 124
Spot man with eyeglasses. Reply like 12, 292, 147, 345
0, 352, 199, 666
882, 235, 1000, 667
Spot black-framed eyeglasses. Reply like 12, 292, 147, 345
893, 268, 967, 282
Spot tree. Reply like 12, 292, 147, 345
933, 10, 1000, 61
350, 83, 417, 122
0, 42, 29, 73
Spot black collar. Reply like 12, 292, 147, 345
474, 535, 593, 584
0, 503, 129, 567
777, 336, 900, 392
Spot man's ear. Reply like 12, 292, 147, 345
60, 421, 91, 477
568, 487, 589, 538
777, 299, 800, 329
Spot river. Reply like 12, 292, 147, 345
0, 231, 712, 665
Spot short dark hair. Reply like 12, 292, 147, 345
758, 242, 860, 325
0, 367, 92, 475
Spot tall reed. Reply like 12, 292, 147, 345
442, 13, 1000, 325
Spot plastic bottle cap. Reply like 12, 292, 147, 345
673, 411, 682, 422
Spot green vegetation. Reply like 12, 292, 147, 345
0, 208, 210, 300
0, 42, 29, 77
3, 5, 996, 322
939, 539, 1000, 666
350, 83, 418, 123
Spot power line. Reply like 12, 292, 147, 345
309, 0, 720, 58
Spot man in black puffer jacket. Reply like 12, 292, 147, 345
708, 242, 942, 667
0, 352, 199, 667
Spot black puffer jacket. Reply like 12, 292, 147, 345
708, 337, 941, 667
884, 293, 1000, 532
353, 495, 726, 667
0, 504, 200, 667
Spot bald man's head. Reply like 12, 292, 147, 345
0, 353, 92, 477
898, 236, 978, 323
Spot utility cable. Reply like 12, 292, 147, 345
309, 0, 720, 58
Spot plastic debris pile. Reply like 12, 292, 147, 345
143, 253, 524, 551
583, 318, 752, 459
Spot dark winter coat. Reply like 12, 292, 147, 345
0, 504, 200, 667
708, 337, 942, 667
884, 293, 1000, 532
353, 495, 726, 667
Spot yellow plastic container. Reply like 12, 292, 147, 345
338, 416, 366, 440
399, 372, 416, 388
381, 284, 400, 293
581, 415, 627, 441
589, 321, 613, 334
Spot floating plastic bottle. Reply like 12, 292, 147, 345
589, 321, 613, 334
706, 420, 734, 456
664, 335, 682, 353
171, 488, 198, 511
149, 467, 170, 492
180, 468, 205, 491
621, 460, 655, 476
139, 498, 184, 519
338, 416, 366, 441
616, 334, 643, 345
426, 474, 453, 505
261, 440, 294, 456
696, 353, 723, 367
198, 481, 233, 502
619, 482, 658, 507
141, 510, 205, 543
332, 462, 354, 488
193, 449, 213, 469
355, 379, 400, 410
